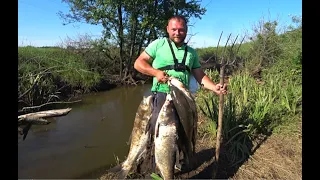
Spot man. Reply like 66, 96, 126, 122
134, 15, 227, 120
133, 15, 227, 171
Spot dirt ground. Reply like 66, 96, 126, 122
176, 124, 302, 180
99, 118, 302, 180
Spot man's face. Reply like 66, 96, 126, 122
166, 19, 187, 45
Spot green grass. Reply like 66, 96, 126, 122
195, 17, 302, 167
18, 46, 101, 110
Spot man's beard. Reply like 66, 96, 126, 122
172, 36, 185, 44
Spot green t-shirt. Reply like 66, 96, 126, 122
145, 37, 201, 93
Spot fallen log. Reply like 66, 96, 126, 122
18, 108, 72, 122
18, 108, 72, 141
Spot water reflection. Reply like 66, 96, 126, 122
18, 84, 152, 179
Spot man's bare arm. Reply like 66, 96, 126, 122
134, 51, 168, 83
192, 68, 227, 95
134, 51, 157, 76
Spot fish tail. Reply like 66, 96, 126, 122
22, 123, 33, 141
106, 164, 130, 179
118, 169, 130, 179
106, 164, 122, 173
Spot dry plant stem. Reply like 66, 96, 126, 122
19, 100, 81, 112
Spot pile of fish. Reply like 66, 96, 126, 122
108, 77, 198, 180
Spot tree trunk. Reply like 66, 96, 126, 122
127, 9, 138, 75
117, 1, 124, 78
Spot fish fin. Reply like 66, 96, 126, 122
192, 129, 197, 155
155, 123, 160, 138
145, 114, 155, 135
22, 123, 32, 141
126, 133, 132, 146
137, 148, 146, 162
151, 150, 156, 174
145, 120, 151, 134
175, 146, 182, 171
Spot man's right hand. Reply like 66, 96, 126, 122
134, 51, 168, 83
155, 70, 168, 83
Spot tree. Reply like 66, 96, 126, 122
58, 0, 206, 81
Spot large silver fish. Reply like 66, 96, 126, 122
107, 95, 153, 179
154, 94, 179, 180
168, 77, 198, 163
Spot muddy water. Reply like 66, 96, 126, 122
18, 83, 153, 179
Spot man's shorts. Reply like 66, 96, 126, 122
151, 92, 167, 124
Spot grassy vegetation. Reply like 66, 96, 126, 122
18, 35, 149, 113
18, 46, 101, 112
194, 15, 302, 169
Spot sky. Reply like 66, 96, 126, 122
18, 0, 302, 48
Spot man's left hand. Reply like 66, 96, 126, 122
213, 83, 228, 95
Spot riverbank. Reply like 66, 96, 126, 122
97, 111, 302, 179
18, 45, 152, 113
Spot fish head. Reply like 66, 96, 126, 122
157, 94, 176, 124
162, 94, 173, 109
166, 93, 173, 101
168, 76, 185, 90
140, 95, 153, 113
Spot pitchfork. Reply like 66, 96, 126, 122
211, 31, 245, 178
